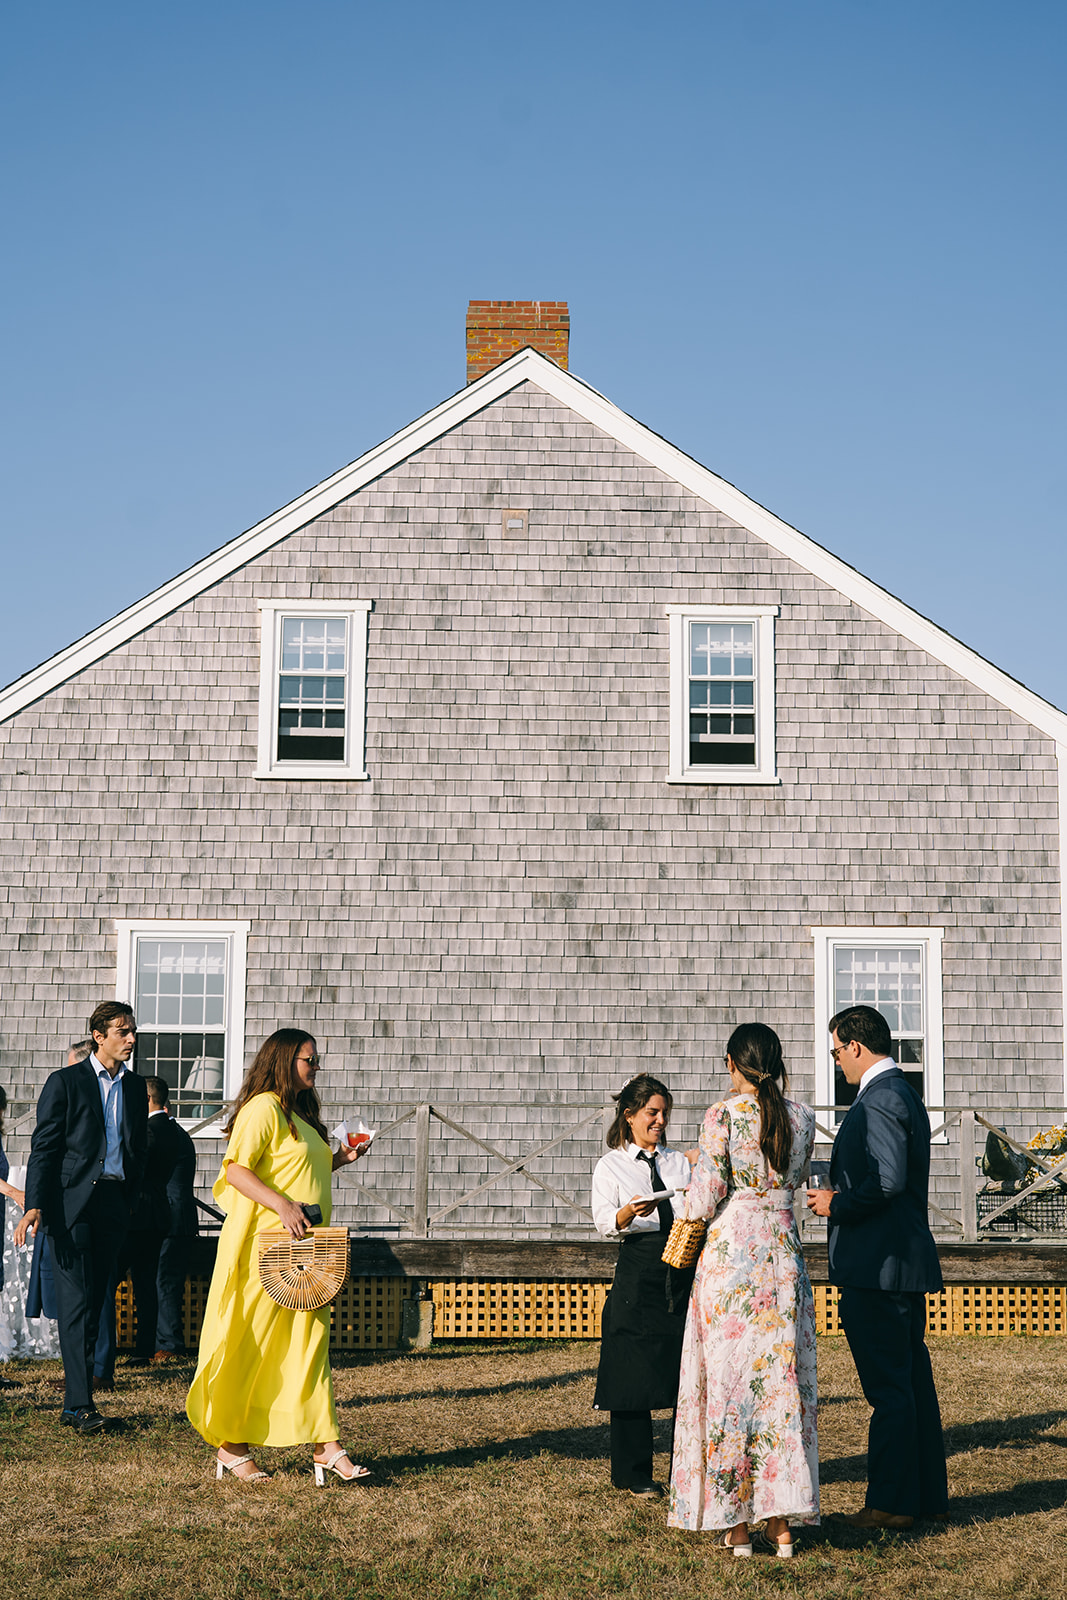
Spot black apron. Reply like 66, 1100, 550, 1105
593, 1231, 696, 1412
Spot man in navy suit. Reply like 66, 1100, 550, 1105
151, 1082, 199, 1360
121, 1076, 197, 1363
17, 1001, 148, 1432
806, 1004, 948, 1529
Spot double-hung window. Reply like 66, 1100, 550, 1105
115, 920, 249, 1129
667, 606, 778, 782
256, 601, 371, 779
812, 926, 945, 1128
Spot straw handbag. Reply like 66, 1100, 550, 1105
661, 1215, 707, 1268
257, 1226, 350, 1310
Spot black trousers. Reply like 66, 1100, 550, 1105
49, 1182, 130, 1412
610, 1410, 675, 1489
126, 1227, 166, 1360
838, 1286, 948, 1517
155, 1235, 193, 1353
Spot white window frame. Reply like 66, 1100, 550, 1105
255, 600, 371, 780
812, 925, 945, 1143
115, 918, 250, 1135
666, 605, 779, 784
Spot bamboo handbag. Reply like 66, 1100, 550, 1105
257, 1226, 350, 1310
661, 1216, 707, 1268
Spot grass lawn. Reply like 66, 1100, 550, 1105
1, 1335, 1065, 1599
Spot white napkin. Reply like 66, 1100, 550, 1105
330, 1118, 377, 1151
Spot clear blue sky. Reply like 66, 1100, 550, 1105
2, 2, 1064, 706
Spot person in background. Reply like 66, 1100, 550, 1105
16, 1004, 148, 1433
186, 1029, 370, 1482
151, 1080, 199, 1362
668, 1023, 818, 1557
26, 1043, 93, 1341
120, 1076, 181, 1365
806, 1004, 947, 1530
591, 1074, 695, 1499
0, 1087, 28, 1380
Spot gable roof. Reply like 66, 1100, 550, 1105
3, 348, 1066, 744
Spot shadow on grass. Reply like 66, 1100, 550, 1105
369, 1422, 613, 1480
336, 1368, 595, 1409
939, 1475, 1067, 1522
819, 1409, 1067, 1483
801, 1474, 1067, 1546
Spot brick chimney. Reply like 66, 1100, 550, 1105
466, 300, 570, 383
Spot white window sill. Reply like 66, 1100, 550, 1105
665, 771, 781, 785
254, 766, 370, 781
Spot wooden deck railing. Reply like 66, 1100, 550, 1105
306, 1098, 1067, 1243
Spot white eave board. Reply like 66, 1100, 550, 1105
1, 347, 1066, 746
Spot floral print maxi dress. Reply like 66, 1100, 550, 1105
667, 1094, 819, 1532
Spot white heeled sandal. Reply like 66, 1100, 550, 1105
313, 1449, 372, 1486
216, 1453, 269, 1482
723, 1533, 752, 1558
762, 1525, 794, 1557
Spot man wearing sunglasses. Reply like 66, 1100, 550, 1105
806, 1004, 947, 1530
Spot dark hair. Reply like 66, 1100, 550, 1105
224, 1029, 327, 1144
144, 1076, 170, 1107
0, 1085, 6, 1141
89, 1001, 135, 1040
726, 1022, 792, 1174
606, 1074, 672, 1150
69, 1038, 94, 1061
829, 1005, 893, 1058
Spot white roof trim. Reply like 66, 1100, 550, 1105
2, 347, 1066, 742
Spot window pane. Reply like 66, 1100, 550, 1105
276, 615, 349, 764
832, 942, 927, 1104
135, 939, 228, 1031
687, 619, 759, 767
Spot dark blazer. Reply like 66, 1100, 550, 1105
140, 1113, 199, 1236
163, 1117, 200, 1237
827, 1065, 943, 1294
24, 1061, 149, 1230
130, 1112, 183, 1234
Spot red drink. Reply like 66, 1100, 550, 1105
347, 1132, 370, 1147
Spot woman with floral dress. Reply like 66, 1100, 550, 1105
667, 1023, 818, 1557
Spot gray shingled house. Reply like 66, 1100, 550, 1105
2, 302, 1065, 1237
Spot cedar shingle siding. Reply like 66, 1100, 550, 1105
0, 381, 1060, 1228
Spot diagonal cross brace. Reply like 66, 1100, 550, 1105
427, 1106, 603, 1225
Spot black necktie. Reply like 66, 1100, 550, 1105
635, 1150, 674, 1233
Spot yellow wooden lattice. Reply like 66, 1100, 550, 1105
431, 1278, 609, 1340
115, 1273, 412, 1351
115, 1275, 1067, 1347
814, 1282, 1067, 1337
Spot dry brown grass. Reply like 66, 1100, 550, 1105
1, 1335, 1065, 1599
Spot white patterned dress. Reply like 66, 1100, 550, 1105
667, 1094, 819, 1532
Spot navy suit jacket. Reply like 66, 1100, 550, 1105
163, 1117, 200, 1238
827, 1065, 943, 1294
130, 1111, 183, 1233
24, 1061, 149, 1231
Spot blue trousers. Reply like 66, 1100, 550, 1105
838, 1286, 948, 1517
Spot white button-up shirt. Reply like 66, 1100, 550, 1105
591, 1142, 693, 1239
854, 1057, 897, 1098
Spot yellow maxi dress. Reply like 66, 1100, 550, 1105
186, 1092, 339, 1448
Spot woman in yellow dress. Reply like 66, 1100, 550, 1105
186, 1029, 369, 1483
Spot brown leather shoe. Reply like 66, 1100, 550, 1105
844, 1508, 914, 1530
151, 1350, 179, 1364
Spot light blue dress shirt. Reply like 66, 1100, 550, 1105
91, 1054, 128, 1180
